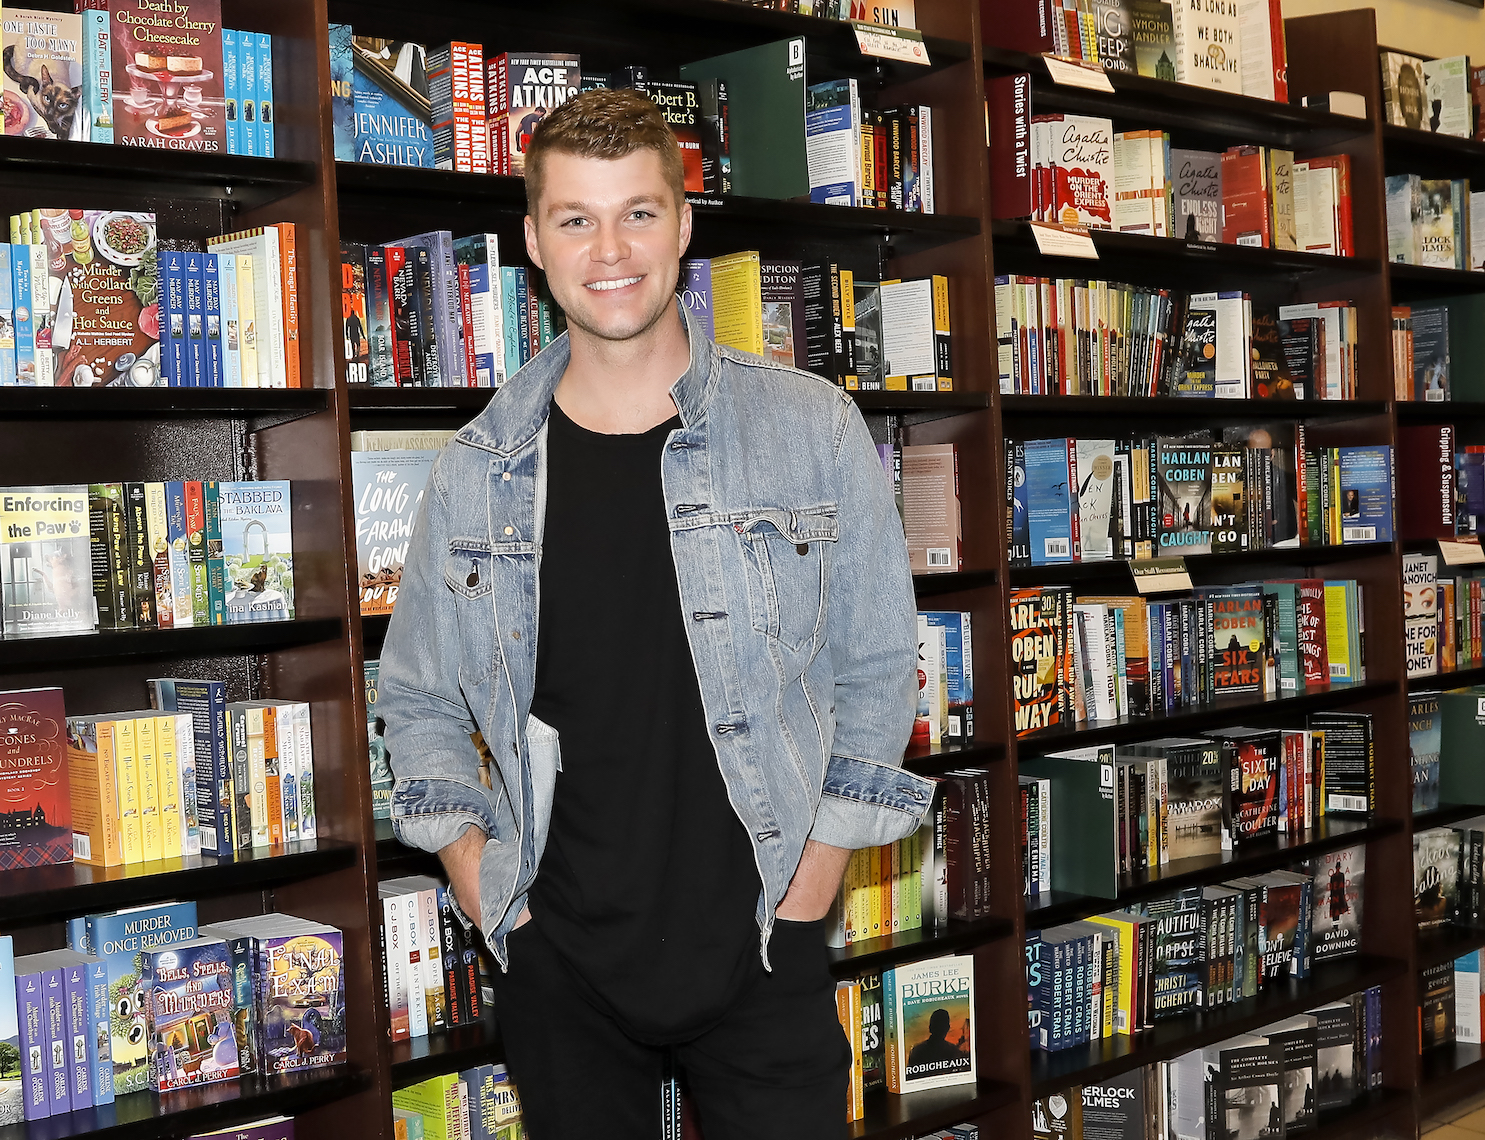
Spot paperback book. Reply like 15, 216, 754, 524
219, 481, 293, 623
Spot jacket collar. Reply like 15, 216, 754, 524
455, 299, 717, 457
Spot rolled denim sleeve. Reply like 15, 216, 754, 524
380, 457, 499, 855
809, 398, 933, 848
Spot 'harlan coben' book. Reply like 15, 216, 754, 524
883, 954, 975, 1093
219, 481, 293, 623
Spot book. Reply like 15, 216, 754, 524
258, 929, 346, 1074
1415, 826, 1461, 930
805, 78, 863, 207
1010, 587, 1070, 735
1336, 446, 1394, 543
883, 955, 975, 1092
0, 688, 70, 870
344, 34, 431, 167
350, 448, 437, 615
487, 52, 579, 176
1381, 51, 1428, 131
1310, 1000, 1357, 1112
142, 937, 238, 1091
1156, 433, 1213, 554
1421, 961, 1457, 1051
1309, 844, 1364, 964
107, 0, 225, 152
1404, 553, 1439, 679
901, 443, 962, 573
1410, 692, 1441, 815
1, 485, 95, 637
219, 481, 293, 623
1424, 55, 1472, 138
3, 10, 84, 142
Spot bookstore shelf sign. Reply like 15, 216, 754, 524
1030, 221, 1099, 259
1439, 537, 1485, 566
1041, 54, 1115, 93
851, 22, 930, 65
1130, 557, 1193, 594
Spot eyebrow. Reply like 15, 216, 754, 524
546, 193, 670, 217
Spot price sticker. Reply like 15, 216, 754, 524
851, 22, 931, 66
1030, 221, 1100, 259
1130, 557, 1194, 594
1041, 54, 1115, 92
1439, 537, 1485, 566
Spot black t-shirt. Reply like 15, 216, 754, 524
527, 399, 761, 1043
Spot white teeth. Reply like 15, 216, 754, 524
586, 276, 642, 291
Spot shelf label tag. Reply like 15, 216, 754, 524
1439, 537, 1485, 566
852, 22, 931, 66
1130, 557, 1193, 594
1031, 221, 1100, 259
1042, 54, 1115, 92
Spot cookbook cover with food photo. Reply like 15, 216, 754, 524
108, 0, 224, 152
44, 208, 160, 386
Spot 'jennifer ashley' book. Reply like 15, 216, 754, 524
218, 481, 293, 623
0, 688, 71, 870
883, 954, 975, 1093
0, 486, 94, 638
108, 0, 225, 152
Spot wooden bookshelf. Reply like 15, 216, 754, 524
7, 2, 1471, 1138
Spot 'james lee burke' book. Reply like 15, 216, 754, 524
883, 955, 976, 1093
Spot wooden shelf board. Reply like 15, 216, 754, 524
1388, 262, 1485, 299
1013, 681, 1397, 751
1025, 817, 1403, 928
0, 388, 329, 426
1415, 804, 1485, 830
0, 840, 358, 927
913, 568, 999, 598
0, 618, 343, 670
1028, 955, 1405, 1096
1306, 1090, 1415, 1140
337, 165, 979, 254
391, 1015, 502, 1091
990, 221, 1381, 282
0, 1066, 369, 1140
1383, 124, 1485, 182
983, 46, 1371, 150
0, 137, 315, 209
1396, 402, 1485, 420
849, 1079, 1019, 1140
1417, 925, 1485, 970
1410, 667, 1485, 693
905, 738, 1005, 774
1010, 543, 1394, 588
829, 917, 1014, 979
1000, 395, 1386, 422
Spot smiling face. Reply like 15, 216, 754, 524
524, 147, 692, 346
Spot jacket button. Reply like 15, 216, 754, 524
504, 526, 514, 535
502, 472, 512, 481
511, 630, 521, 640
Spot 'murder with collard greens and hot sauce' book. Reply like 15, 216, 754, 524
882, 955, 975, 1093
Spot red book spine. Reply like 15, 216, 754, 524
983, 0, 1056, 53
1267, 0, 1288, 103
488, 54, 510, 175
457, 264, 478, 387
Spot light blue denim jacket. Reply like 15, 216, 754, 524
381, 303, 933, 968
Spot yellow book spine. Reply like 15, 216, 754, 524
134, 714, 162, 861
888, 840, 901, 932
848, 847, 867, 944
247, 706, 269, 847
1324, 584, 1351, 682
236, 253, 260, 388
709, 251, 764, 357
65, 718, 124, 867
113, 716, 144, 864
154, 715, 182, 859
1087, 915, 1135, 1035
263, 705, 284, 846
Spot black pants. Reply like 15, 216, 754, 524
490, 917, 850, 1140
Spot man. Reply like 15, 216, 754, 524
381, 88, 930, 1140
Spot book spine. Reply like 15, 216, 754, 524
438, 887, 466, 1025
237, 30, 257, 158
16, 971, 47, 1119
256, 32, 274, 158
276, 224, 299, 387
154, 714, 182, 859
62, 966, 91, 1111
41, 967, 68, 1113
185, 481, 209, 625
883, 967, 901, 1091
204, 255, 224, 387
383, 895, 410, 1042
228, 705, 253, 851
223, 27, 240, 154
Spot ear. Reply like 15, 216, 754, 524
677, 199, 693, 259
524, 214, 544, 271
39, 64, 52, 84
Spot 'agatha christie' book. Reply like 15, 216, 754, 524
0, 687, 71, 870
882, 955, 975, 1093
1309, 844, 1364, 964
218, 481, 293, 623
142, 937, 239, 1092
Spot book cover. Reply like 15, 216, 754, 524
488, 52, 579, 176
1156, 433, 1213, 554
1169, 148, 1221, 243
642, 80, 705, 194
1415, 826, 1461, 930
1, 485, 94, 637
884, 955, 975, 1092
219, 481, 293, 623
1024, 438, 1074, 565
108, 0, 224, 152
0, 937, 17, 1125
3, 10, 84, 142
259, 930, 345, 1074
0, 688, 70, 871
1214, 1036, 1284, 1140
1206, 588, 1264, 696
1259, 1016, 1317, 1135
1336, 446, 1394, 543
900, 443, 961, 573
1250, 308, 1296, 399
1409, 692, 1441, 814
805, 78, 863, 207
1149, 738, 1224, 861
1421, 961, 1457, 1051
1404, 552, 1438, 679
1215, 729, 1280, 845
1131, 0, 1177, 79
350, 37, 431, 167
366, 660, 390, 821
1418, 179, 1455, 268
1424, 55, 1471, 137
1209, 446, 1247, 553
351, 450, 437, 616
142, 937, 238, 1091
1309, 844, 1364, 963
1382, 50, 1428, 130
1009, 587, 1068, 735
1142, 885, 1204, 1019
759, 259, 806, 370
1221, 147, 1269, 246
1173, 0, 1241, 89
1049, 114, 1114, 229
1311, 1000, 1357, 1112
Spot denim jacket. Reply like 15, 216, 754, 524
381, 303, 934, 968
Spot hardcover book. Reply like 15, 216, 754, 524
1009, 586, 1069, 735
1409, 691, 1441, 814
1404, 552, 1438, 679
0, 936, 16, 1125
2, 10, 84, 141
219, 481, 293, 623
1336, 446, 1394, 543
488, 52, 579, 176
1309, 844, 1364, 963
1212, 1036, 1284, 1140
1156, 433, 1213, 554
1310, 1000, 1357, 1112
883, 955, 975, 1093
1214, 727, 1280, 845
1414, 825, 1461, 930
1143, 885, 1204, 1019
1049, 114, 1114, 229
1205, 587, 1264, 697
1169, 148, 1222, 242
1381, 51, 1428, 130
351, 449, 437, 616
1421, 961, 1457, 1051
365, 660, 390, 820
0, 486, 94, 637
142, 937, 238, 1091
0, 688, 70, 870
108, 0, 225, 152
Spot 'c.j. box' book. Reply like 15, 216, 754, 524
883, 954, 975, 1093
0, 687, 71, 870
219, 481, 293, 623
108, 0, 225, 152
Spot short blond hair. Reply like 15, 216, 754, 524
524, 87, 686, 214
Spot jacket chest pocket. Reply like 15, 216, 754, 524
445, 539, 497, 686
736, 506, 838, 652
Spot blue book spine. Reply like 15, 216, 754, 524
328, 24, 354, 162
15, 969, 47, 1119
513, 267, 531, 366
148, 679, 232, 857
0, 937, 16, 1119
1025, 933, 1047, 1049
1024, 438, 1074, 566
160, 249, 187, 387
204, 255, 224, 388
185, 252, 206, 387
62, 964, 91, 1111
0, 245, 13, 384
12, 245, 34, 386
85, 958, 112, 1106
1337, 446, 1395, 543
499, 266, 523, 378
238, 31, 258, 158
64, 918, 89, 952
41, 967, 67, 1115
224, 934, 259, 1075
222, 29, 240, 155
256, 33, 274, 158
81, 10, 112, 144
